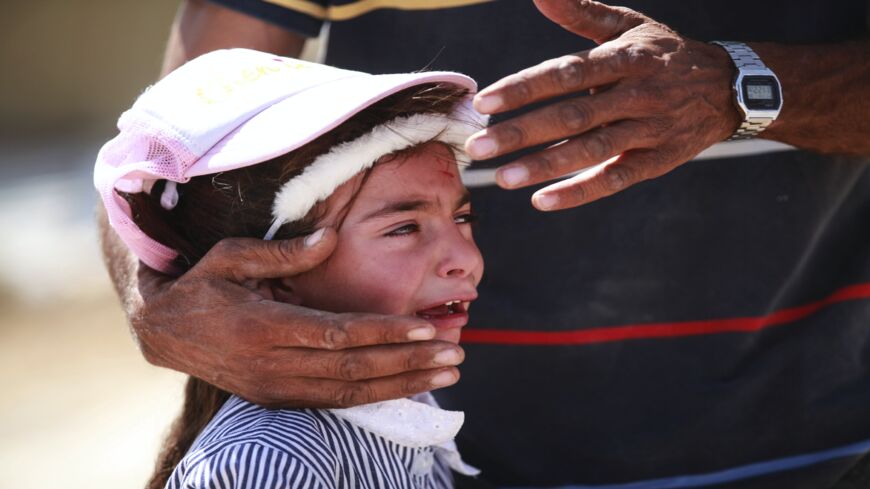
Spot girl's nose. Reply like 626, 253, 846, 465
436, 227, 484, 280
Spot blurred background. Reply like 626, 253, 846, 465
0, 2, 317, 487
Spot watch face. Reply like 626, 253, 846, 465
741, 75, 781, 110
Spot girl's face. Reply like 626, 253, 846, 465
286, 142, 484, 343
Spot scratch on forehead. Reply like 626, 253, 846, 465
434, 155, 459, 179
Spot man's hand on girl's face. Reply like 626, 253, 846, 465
132, 229, 464, 409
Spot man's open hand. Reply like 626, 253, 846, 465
465, 0, 740, 210
132, 229, 463, 409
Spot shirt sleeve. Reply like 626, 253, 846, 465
178, 442, 333, 489
206, 0, 329, 38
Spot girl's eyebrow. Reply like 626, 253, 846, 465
360, 190, 471, 222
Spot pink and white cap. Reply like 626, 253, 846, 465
94, 49, 478, 275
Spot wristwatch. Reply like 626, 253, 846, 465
711, 41, 783, 140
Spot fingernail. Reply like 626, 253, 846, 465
407, 326, 435, 341
475, 93, 503, 113
533, 193, 559, 210
433, 348, 462, 366
498, 165, 529, 187
467, 136, 498, 159
304, 228, 326, 248
430, 370, 458, 388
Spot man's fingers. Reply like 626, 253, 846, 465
250, 341, 464, 383
190, 227, 337, 282
532, 0, 647, 44
473, 52, 595, 115
468, 89, 629, 160
471, 37, 656, 117
330, 367, 461, 408
531, 147, 670, 210
495, 120, 648, 190
240, 304, 438, 349
473, 3, 659, 117
255, 367, 461, 409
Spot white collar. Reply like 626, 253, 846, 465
329, 392, 480, 476
329, 392, 460, 447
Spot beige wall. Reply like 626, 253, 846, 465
0, 0, 180, 135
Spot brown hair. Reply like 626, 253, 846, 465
135, 83, 469, 489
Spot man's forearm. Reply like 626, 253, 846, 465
97, 205, 147, 347
754, 40, 870, 155
162, 0, 306, 76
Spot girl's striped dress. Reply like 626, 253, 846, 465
165, 392, 479, 488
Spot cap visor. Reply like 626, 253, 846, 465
187, 71, 477, 177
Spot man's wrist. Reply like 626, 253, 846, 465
711, 41, 783, 141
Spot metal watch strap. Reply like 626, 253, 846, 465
711, 41, 778, 140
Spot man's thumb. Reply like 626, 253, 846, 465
532, 0, 646, 44
191, 228, 337, 282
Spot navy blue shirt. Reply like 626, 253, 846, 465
208, 1, 870, 487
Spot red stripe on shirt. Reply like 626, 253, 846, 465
460, 282, 870, 345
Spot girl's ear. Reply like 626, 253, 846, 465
266, 277, 304, 305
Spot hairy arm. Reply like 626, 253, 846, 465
755, 40, 870, 154
98, 205, 146, 347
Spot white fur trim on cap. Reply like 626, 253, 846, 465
264, 106, 484, 240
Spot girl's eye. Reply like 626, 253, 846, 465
385, 223, 419, 237
454, 212, 479, 225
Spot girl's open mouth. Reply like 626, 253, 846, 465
415, 300, 471, 329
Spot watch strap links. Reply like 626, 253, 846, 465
712, 41, 769, 71
711, 41, 781, 141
